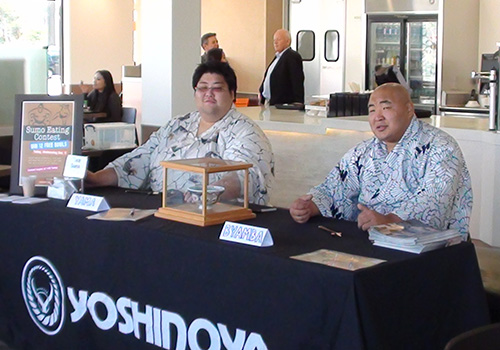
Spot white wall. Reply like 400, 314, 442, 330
440, 0, 480, 93
141, 0, 200, 126
344, 0, 364, 91
478, 0, 500, 63
63, 0, 134, 84
201, 0, 282, 93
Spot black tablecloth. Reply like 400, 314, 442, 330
0, 188, 490, 350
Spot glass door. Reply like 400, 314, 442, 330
406, 20, 437, 107
367, 20, 402, 90
0, 0, 62, 95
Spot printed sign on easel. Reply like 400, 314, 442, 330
9, 94, 84, 196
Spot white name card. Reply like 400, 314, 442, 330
63, 155, 88, 179
219, 221, 274, 247
67, 193, 110, 212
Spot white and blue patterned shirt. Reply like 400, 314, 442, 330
106, 108, 275, 205
310, 117, 472, 238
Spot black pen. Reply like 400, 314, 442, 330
125, 189, 159, 195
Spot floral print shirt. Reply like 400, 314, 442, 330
310, 117, 472, 238
106, 108, 274, 205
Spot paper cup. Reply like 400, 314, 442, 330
21, 175, 37, 197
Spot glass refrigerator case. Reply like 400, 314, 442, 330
366, 16, 438, 116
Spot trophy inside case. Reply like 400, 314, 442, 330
154, 157, 256, 226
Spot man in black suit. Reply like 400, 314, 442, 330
201, 32, 219, 64
259, 29, 305, 105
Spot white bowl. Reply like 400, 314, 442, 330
187, 185, 225, 209
465, 100, 480, 108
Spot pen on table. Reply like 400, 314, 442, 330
318, 225, 342, 237
125, 189, 159, 195
255, 207, 277, 213
129, 208, 135, 217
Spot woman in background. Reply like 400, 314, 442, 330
81, 70, 122, 122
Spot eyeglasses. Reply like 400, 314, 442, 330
195, 86, 226, 94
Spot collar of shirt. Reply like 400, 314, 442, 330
194, 107, 237, 137
373, 115, 419, 152
276, 46, 290, 59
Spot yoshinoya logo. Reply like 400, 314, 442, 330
21, 256, 65, 335
21, 256, 268, 350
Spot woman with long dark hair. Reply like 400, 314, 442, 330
82, 70, 122, 122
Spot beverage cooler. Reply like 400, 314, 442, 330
365, 0, 439, 117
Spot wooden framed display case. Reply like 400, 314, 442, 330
155, 158, 256, 226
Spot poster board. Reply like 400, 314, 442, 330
10, 94, 83, 195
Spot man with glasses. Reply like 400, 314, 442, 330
86, 62, 274, 205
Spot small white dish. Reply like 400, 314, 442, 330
187, 185, 225, 209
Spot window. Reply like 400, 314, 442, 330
324, 30, 339, 62
296, 30, 315, 61
0, 0, 62, 95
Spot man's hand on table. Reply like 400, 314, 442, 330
290, 194, 320, 223
357, 204, 402, 231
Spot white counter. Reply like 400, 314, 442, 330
238, 106, 500, 247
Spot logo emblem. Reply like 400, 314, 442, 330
21, 256, 65, 335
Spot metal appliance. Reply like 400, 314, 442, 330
439, 46, 500, 130
471, 45, 500, 131
365, 0, 439, 117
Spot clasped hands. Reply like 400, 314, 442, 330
289, 195, 401, 230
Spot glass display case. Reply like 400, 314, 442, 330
155, 158, 256, 226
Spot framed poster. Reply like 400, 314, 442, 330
10, 94, 83, 195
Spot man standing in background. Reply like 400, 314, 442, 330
259, 29, 305, 106
201, 32, 219, 63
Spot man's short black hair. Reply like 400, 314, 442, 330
201, 32, 216, 48
192, 62, 237, 100
206, 48, 224, 62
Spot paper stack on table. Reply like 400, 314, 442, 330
0, 195, 49, 204
292, 249, 386, 271
368, 220, 462, 254
87, 208, 157, 221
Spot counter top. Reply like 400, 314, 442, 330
238, 105, 500, 246
238, 106, 493, 135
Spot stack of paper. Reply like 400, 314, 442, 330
87, 208, 157, 221
292, 249, 386, 271
368, 220, 463, 254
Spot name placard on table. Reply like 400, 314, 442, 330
219, 221, 274, 247
67, 193, 109, 212
63, 154, 88, 179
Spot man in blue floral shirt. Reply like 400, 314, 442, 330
290, 83, 472, 239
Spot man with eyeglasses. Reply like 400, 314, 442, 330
86, 62, 275, 205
